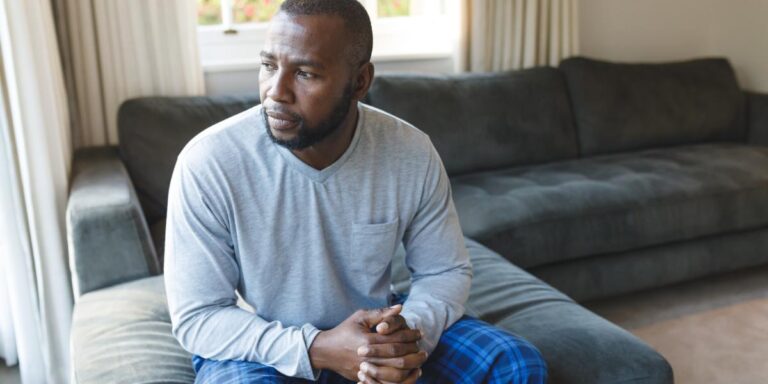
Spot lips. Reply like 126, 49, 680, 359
265, 110, 299, 131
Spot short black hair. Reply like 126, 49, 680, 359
279, 0, 373, 66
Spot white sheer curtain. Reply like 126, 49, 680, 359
0, 0, 73, 382
457, 0, 580, 72
53, 0, 205, 148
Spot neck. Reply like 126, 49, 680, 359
291, 104, 358, 170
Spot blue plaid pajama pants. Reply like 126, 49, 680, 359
192, 316, 547, 383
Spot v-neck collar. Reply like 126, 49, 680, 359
272, 103, 364, 183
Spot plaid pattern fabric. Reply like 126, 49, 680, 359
192, 316, 547, 384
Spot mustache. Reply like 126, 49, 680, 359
262, 105, 302, 122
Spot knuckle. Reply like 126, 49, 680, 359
394, 357, 406, 368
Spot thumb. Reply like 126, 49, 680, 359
360, 304, 402, 327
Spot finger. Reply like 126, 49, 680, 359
401, 367, 421, 384
375, 314, 407, 335
361, 369, 420, 384
367, 328, 421, 345
363, 350, 429, 370
358, 342, 420, 358
360, 362, 412, 383
359, 305, 402, 327
357, 370, 382, 384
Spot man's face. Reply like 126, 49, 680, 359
259, 13, 358, 149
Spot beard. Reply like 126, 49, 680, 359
262, 83, 354, 150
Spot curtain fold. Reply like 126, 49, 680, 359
0, 0, 74, 382
457, 0, 579, 72
53, 0, 205, 148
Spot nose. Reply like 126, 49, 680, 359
264, 68, 294, 104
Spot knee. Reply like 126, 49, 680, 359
491, 335, 548, 383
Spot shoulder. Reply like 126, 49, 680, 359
358, 103, 435, 161
176, 105, 266, 171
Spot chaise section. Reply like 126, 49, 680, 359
451, 143, 768, 269
391, 239, 673, 383
464, 239, 673, 384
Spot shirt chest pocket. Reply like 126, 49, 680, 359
350, 219, 400, 289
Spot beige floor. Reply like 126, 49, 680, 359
586, 265, 768, 384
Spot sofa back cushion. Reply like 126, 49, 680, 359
365, 68, 580, 175
118, 95, 259, 225
560, 57, 746, 156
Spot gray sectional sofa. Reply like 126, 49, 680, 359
68, 57, 768, 383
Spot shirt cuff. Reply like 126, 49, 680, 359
399, 310, 434, 354
301, 323, 322, 380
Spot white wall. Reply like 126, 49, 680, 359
579, 0, 768, 92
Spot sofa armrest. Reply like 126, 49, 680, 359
67, 146, 159, 298
747, 91, 768, 146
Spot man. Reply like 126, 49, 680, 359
165, 0, 547, 383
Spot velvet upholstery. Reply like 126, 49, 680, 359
118, 95, 259, 226
67, 147, 159, 297
364, 68, 580, 175
560, 57, 746, 156
451, 143, 768, 269
747, 91, 768, 146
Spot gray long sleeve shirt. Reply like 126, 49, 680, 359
164, 103, 472, 380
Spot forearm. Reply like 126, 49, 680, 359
170, 301, 321, 379
399, 262, 472, 354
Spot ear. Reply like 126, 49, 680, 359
352, 62, 375, 101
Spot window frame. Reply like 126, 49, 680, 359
197, 0, 455, 73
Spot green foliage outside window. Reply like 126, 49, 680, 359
197, 0, 222, 25
378, 0, 410, 17
197, 0, 414, 26
233, 0, 285, 23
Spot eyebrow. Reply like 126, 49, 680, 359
260, 51, 325, 70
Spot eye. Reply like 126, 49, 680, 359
297, 70, 315, 79
260, 62, 276, 71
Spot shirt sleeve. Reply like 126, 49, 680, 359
399, 142, 473, 354
164, 156, 321, 380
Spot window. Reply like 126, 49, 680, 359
196, 0, 455, 72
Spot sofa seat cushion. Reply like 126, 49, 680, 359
452, 143, 768, 268
71, 275, 195, 384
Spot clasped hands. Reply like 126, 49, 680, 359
309, 304, 428, 384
